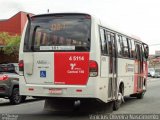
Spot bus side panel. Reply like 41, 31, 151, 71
117, 58, 135, 96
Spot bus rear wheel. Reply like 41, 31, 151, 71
113, 84, 124, 111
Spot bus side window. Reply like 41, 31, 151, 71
99, 27, 107, 55
106, 31, 112, 55
140, 44, 143, 61
117, 35, 123, 57
106, 32, 115, 55
122, 36, 129, 58
110, 32, 116, 56
135, 42, 141, 60
131, 40, 136, 58
128, 38, 132, 58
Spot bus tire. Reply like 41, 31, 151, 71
136, 92, 145, 99
113, 84, 124, 111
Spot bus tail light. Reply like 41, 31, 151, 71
89, 60, 98, 77
0, 75, 9, 81
19, 60, 24, 72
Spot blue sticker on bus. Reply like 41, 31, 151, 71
40, 71, 46, 78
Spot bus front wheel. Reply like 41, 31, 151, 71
136, 92, 145, 99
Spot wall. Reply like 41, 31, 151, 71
0, 12, 21, 35
0, 11, 34, 63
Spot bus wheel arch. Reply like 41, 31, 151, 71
136, 91, 145, 99
119, 82, 124, 95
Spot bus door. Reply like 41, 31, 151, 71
107, 31, 117, 100
99, 28, 117, 100
135, 43, 143, 92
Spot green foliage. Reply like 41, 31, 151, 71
0, 32, 10, 41
0, 32, 21, 55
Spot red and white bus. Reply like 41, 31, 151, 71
19, 13, 149, 110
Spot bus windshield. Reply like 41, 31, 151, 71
24, 14, 91, 52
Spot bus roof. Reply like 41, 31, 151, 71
99, 20, 143, 43
31, 12, 91, 19
30, 12, 147, 45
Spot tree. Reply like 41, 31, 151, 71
0, 32, 21, 56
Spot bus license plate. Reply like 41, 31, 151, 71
49, 88, 62, 94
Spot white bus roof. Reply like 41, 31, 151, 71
31, 12, 144, 44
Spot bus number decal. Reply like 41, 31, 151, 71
69, 56, 84, 61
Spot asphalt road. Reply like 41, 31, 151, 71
0, 77, 160, 120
